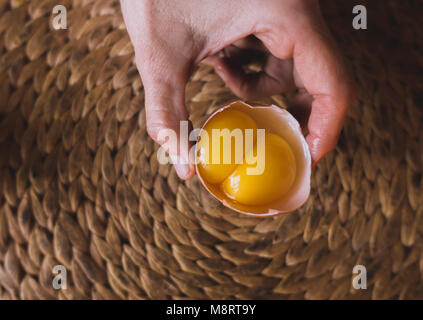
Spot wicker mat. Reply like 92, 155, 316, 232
0, 0, 422, 300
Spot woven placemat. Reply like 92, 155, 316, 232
0, 0, 422, 300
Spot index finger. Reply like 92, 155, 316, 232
258, 13, 356, 163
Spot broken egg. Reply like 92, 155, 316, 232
195, 101, 311, 217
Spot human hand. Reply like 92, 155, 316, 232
121, 0, 356, 179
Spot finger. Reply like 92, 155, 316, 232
204, 45, 264, 69
214, 57, 281, 99
232, 35, 267, 52
208, 49, 295, 99
287, 88, 313, 132
137, 57, 195, 180
223, 45, 265, 66
259, 13, 356, 163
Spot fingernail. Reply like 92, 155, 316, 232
174, 162, 193, 180
170, 155, 193, 179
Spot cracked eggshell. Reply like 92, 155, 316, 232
195, 101, 312, 217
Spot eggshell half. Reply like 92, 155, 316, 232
195, 101, 312, 217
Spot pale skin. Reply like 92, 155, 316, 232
121, 0, 356, 179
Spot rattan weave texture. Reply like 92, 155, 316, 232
0, 0, 422, 299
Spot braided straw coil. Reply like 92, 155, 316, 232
0, 0, 422, 299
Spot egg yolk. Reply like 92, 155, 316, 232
197, 109, 257, 184
222, 133, 296, 206
197, 109, 297, 207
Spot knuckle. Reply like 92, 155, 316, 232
146, 123, 160, 142
235, 90, 250, 100
146, 120, 169, 143
235, 82, 254, 100
145, 110, 179, 145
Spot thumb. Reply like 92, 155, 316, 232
140, 65, 195, 180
